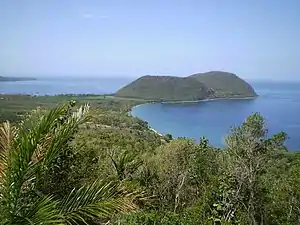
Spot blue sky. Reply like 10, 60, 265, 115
0, 0, 299, 80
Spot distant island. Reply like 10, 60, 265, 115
0, 76, 36, 82
115, 71, 257, 101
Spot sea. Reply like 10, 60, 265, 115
1, 77, 299, 151
0, 77, 132, 96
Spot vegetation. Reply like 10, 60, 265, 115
0, 94, 146, 123
115, 76, 210, 101
115, 71, 257, 101
0, 94, 299, 224
190, 71, 257, 98
0, 102, 139, 224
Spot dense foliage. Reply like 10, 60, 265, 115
0, 96, 299, 224
0, 102, 139, 224
115, 71, 257, 101
0, 94, 145, 122
115, 76, 210, 101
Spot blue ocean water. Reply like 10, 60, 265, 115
131, 81, 300, 151
0, 77, 133, 95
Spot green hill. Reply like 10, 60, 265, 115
115, 71, 257, 101
190, 71, 257, 98
115, 75, 211, 101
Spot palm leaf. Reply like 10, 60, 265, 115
22, 196, 62, 225
2, 105, 69, 211
58, 180, 138, 224
109, 150, 142, 180
1, 103, 90, 221
41, 104, 90, 169
0, 121, 16, 185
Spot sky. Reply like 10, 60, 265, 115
0, 0, 300, 80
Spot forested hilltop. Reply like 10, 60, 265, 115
115, 71, 257, 101
0, 94, 299, 225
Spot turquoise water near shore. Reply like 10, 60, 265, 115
131, 81, 300, 151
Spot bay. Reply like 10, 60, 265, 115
131, 80, 300, 151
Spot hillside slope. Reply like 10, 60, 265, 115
115, 72, 257, 101
190, 71, 257, 98
115, 75, 210, 101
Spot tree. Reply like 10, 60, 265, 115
165, 133, 173, 142
224, 113, 287, 224
144, 138, 218, 213
142, 139, 195, 212
0, 102, 138, 224
263, 151, 300, 224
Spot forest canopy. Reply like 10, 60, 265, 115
0, 95, 299, 225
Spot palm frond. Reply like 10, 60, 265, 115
41, 104, 90, 168
58, 180, 138, 224
0, 121, 15, 151
0, 121, 16, 184
110, 151, 142, 180
1, 103, 90, 220
22, 196, 62, 225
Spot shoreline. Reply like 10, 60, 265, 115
130, 96, 257, 111
127, 102, 164, 137
130, 96, 257, 138
160, 96, 257, 104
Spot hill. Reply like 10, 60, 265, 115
115, 71, 257, 101
115, 75, 211, 101
0, 76, 36, 82
190, 71, 257, 98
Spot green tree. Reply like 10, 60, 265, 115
165, 133, 173, 142
263, 152, 300, 224
143, 138, 218, 214
224, 113, 287, 224
0, 103, 138, 224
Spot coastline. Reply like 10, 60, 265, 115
129, 96, 257, 138
130, 96, 257, 111
160, 96, 257, 104
128, 102, 164, 136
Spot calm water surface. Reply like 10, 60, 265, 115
0, 77, 133, 95
132, 81, 300, 151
